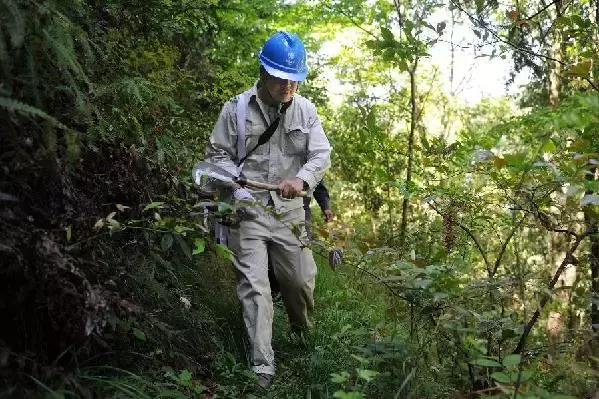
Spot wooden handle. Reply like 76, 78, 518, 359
242, 179, 308, 197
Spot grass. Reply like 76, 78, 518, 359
12, 242, 404, 399
262, 252, 394, 398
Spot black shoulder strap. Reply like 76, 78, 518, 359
236, 100, 292, 167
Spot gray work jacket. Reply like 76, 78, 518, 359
205, 82, 331, 213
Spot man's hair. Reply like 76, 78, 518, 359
259, 65, 268, 82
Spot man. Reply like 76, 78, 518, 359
203, 31, 331, 388
304, 179, 333, 238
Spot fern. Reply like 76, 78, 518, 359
0, 0, 25, 48
77, 31, 96, 67
0, 96, 66, 129
25, 42, 42, 109
96, 76, 155, 106
42, 20, 91, 86
0, 29, 9, 78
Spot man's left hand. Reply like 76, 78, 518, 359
324, 209, 334, 222
279, 178, 305, 199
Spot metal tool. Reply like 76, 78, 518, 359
192, 161, 308, 197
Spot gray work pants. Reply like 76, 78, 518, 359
228, 206, 317, 376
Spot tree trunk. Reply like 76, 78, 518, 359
441, 9, 456, 139
548, 1, 566, 106
590, 223, 599, 330
399, 61, 418, 248
585, 167, 599, 331
548, 37, 562, 106
545, 1, 569, 357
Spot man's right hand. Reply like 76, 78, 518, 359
279, 178, 305, 199
324, 209, 334, 222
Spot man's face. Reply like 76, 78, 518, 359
264, 74, 298, 103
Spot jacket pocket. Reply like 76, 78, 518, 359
283, 125, 308, 155
244, 120, 268, 155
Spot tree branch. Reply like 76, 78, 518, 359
323, 2, 378, 40
452, 0, 599, 93
514, 230, 589, 353
491, 216, 525, 277
312, 246, 409, 301
451, 0, 561, 63
523, 0, 564, 21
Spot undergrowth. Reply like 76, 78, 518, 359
3, 239, 416, 398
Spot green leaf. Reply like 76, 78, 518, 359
215, 243, 234, 261
174, 225, 193, 235
330, 371, 350, 383
520, 370, 533, 382
177, 370, 192, 384
503, 153, 528, 170
161, 234, 174, 251
132, 328, 146, 341
383, 48, 396, 62
0, 96, 66, 129
364, 40, 378, 49
381, 27, 394, 42
397, 59, 409, 72
351, 354, 370, 364
471, 358, 502, 367
192, 238, 206, 255
399, 180, 418, 196
143, 201, 165, 211
366, 110, 377, 131
333, 391, 363, 399
502, 354, 521, 368
218, 201, 232, 213
490, 371, 511, 384
542, 139, 557, 153
501, 329, 517, 340
175, 235, 192, 260
571, 14, 585, 28
356, 368, 379, 382
420, 133, 430, 151
554, 16, 570, 27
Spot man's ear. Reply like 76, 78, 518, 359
259, 66, 267, 82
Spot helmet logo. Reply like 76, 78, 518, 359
286, 51, 295, 66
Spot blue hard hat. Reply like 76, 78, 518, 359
259, 31, 308, 82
